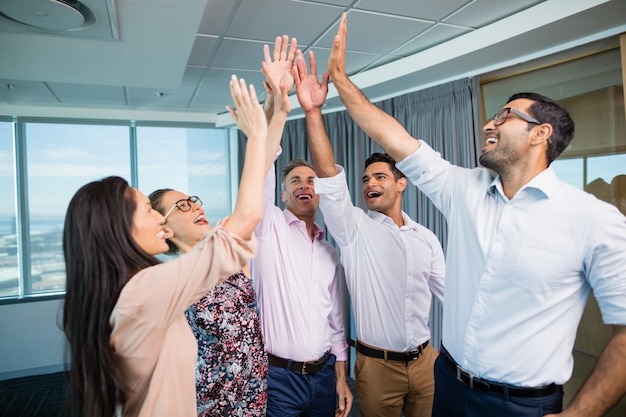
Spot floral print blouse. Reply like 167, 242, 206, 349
185, 270, 268, 417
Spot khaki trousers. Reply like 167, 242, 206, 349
355, 341, 437, 417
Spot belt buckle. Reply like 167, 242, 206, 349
456, 366, 476, 388
301, 362, 308, 375
408, 348, 420, 361
408, 344, 424, 361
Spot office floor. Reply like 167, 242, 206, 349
1, 353, 624, 417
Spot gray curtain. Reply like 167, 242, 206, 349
238, 76, 482, 354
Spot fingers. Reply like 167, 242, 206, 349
230, 75, 258, 116
263, 42, 272, 65
273, 35, 285, 62
287, 37, 297, 63
279, 34, 289, 61
308, 50, 317, 76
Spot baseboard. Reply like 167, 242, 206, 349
0, 364, 67, 381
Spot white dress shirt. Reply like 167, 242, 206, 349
397, 140, 626, 386
314, 165, 445, 352
250, 163, 348, 362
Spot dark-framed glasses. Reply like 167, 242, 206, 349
162, 196, 203, 223
492, 107, 541, 126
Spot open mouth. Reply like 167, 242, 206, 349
485, 136, 498, 145
367, 191, 382, 199
193, 214, 208, 225
296, 194, 312, 201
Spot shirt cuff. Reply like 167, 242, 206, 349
396, 140, 439, 181
314, 164, 346, 195
331, 340, 349, 362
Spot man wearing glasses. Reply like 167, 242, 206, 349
324, 13, 626, 417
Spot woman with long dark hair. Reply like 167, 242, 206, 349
62, 76, 271, 417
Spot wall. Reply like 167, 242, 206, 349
0, 298, 66, 380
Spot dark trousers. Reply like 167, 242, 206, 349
432, 351, 563, 417
266, 354, 336, 417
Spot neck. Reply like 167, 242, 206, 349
499, 163, 548, 199
295, 212, 317, 241
380, 206, 404, 228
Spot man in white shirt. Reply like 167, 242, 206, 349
293, 49, 445, 417
324, 13, 626, 417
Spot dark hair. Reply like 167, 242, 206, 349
148, 188, 179, 254
63, 176, 160, 417
364, 152, 406, 181
280, 158, 314, 190
506, 92, 575, 164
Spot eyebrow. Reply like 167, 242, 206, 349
362, 171, 388, 181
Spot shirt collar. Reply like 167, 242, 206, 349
284, 208, 325, 240
367, 209, 417, 230
488, 167, 560, 200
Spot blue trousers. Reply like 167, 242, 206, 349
432, 351, 563, 417
266, 354, 337, 417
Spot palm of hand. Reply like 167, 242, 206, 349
298, 76, 326, 110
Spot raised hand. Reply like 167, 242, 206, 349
227, 75, 267, 141
292, 50, 330, 113
261, 35, 297, 94
327, 12, 348, 82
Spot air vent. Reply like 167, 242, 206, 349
0, 0, 118, 41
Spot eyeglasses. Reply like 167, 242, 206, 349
162, 196, 202, 223
492, 107, 541, 126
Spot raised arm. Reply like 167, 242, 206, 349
327, 13, 420, 162
293, 49, 338, 178
223, 76, 268, 239
261, 35, 296, 167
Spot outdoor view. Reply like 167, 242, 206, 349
0, 121, 231, 298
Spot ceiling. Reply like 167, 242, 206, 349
0, 0, 625, 127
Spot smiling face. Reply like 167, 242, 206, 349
361, 161, 406, 215
131, 189, 169, 256
480, 98, 540, 174
281, 165, 319, 220
158, 190, 211, 248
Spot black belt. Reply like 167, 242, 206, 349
267, 351, 330, 375
442, 346, 562, 398
350, 339, 429, 362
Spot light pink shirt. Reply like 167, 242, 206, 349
109, 226, 257, 417
251, 162, 348, 362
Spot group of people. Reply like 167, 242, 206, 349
62, 12, 626, 417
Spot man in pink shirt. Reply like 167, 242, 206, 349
250, 34, 351, 417
250, 152, 352, 417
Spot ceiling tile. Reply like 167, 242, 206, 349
355, 0, 471, 21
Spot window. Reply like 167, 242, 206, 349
0, 121, 232, 301
482, 44, 625, 215
136, 126, 231, 225
0, 120, 17, 298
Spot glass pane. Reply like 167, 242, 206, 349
588, 154, 626, 214
25, 123, 131, 294
0, 121, 18, 298
482, 47, 625, 211
136, 126, 231, 225
551, 158, 583, 190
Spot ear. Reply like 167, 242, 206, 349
397, 177, 408, 193
281, 190, 287, 202
531, 123, 553, 146
162, 226, 175, 239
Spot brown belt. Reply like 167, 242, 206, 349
350, 339, 429, 361
267, 351, 330, 375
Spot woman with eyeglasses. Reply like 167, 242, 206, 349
62, 76, 275, 417
147, 190, 269, 417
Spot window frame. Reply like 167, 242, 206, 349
0, 117, 233, 305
